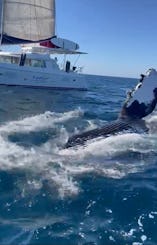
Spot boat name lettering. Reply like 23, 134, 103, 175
33, 76, 48, 81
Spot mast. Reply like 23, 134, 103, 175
0, 0, 4, 45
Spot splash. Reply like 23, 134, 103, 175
0, 109, 83, 135
61, 132, 157, 179
0, 109, 83, 198
0, 109, 156, 198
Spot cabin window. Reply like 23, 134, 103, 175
11, 57, 20, 64
0, 55, 19, 64
25, 58, 46, 68
24, 59, 31, 66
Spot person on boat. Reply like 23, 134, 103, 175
119, 88, 157, 120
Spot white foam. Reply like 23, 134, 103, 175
137, 215, 144, 231
0, 108, 83, 135
122, 228, 136, 237
0, 109, 84, 198
62, 132, 152, 158
0, 134, 80, 198
146, 113, 157, 135
132, 243, 142, 245
141, 235, 147, 242
0, 108, 157, 198
59, 131, 157, 180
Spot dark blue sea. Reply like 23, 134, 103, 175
0, 74, 157, 245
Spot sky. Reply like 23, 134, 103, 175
55, 0, 157, 78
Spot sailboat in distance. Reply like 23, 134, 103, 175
0, 0, 55, 44
0, 0, 87, 90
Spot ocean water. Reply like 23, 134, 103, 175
0, 74, 157, 245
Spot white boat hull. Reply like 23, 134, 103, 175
0, 64, 87, 90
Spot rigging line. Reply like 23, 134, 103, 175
73, 54, 80, 66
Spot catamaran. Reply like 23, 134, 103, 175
0, 0, 87, 90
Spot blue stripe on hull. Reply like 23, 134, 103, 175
0, 83, 87, 91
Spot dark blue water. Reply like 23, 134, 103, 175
0, 74, 157, 245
